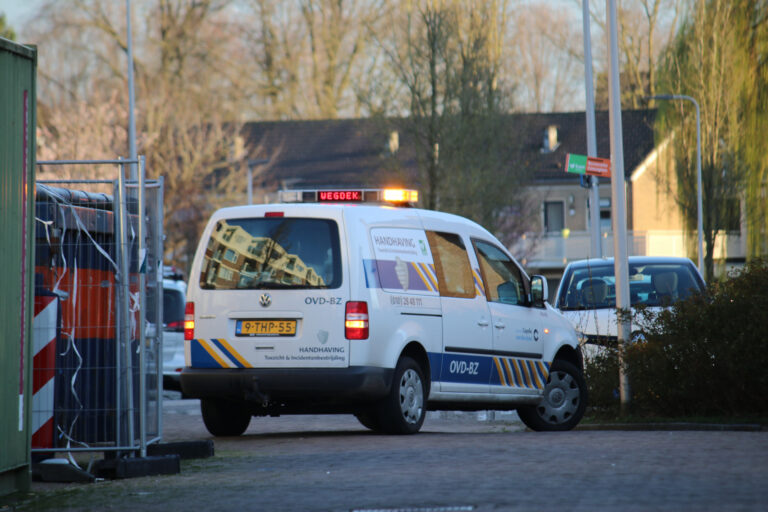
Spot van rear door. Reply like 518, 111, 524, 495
189, 208, 349, 369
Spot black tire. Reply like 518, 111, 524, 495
517, 359, 587, 432
375, 356, 426, 435
200, 398, 252, 437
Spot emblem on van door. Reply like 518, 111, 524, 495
317, 330, 329, 345
259, 293, 272, 307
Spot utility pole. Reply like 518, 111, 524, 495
606, 0, 631, 411
126, 0, 137, 181
247, 158, 270, 205
582, 0, 602, 258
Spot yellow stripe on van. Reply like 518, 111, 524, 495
503, 358, 517, 387
526, 360, 543, 389
420, 262, 439, 290
411, 262, 434, 292
512, 359, 526, 387
199, 339, 232, 368
472, 269, 485, 296
536, 361, 550, 383
216, 338, 253, 368
493, 357, 507, 386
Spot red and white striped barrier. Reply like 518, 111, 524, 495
32, 295, 58, 450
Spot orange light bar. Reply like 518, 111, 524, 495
382, 189, 418, 203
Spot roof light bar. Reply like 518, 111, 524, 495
383, 188, 418, 203
277, 188, 419, 207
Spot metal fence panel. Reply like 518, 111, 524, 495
32, 164, 163, 458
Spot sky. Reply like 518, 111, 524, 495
1, 0, 42, 35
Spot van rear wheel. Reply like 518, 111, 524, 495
201, 398, 251, 437
375, 356, 426, 434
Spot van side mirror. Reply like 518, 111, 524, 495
531, 275, 548, 307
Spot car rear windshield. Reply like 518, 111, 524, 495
199, 217, 342, 290
164, 288, 185, 324
557, 262, 704, 310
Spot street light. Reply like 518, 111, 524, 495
645, 94, 704, 275
247, 158, 270, 205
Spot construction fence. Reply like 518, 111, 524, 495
31, 158, 165, 463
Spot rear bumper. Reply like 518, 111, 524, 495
180, 366, 393, 407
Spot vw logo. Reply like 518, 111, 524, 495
259, 293, 272, 308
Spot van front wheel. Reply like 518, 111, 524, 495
517, 359, 587, 431
201, 398, 251, 437
376, 356, 426, 434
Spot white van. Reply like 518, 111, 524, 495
181, 189, 586, 435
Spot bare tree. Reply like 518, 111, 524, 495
510, 2, 584, 112
380, 0, 536, 241
239, 0, 385, 119
586, 0, 683, 108
29, 0, 250, 268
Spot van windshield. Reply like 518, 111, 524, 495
199, 217, 342, 290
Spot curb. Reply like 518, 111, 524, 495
576, 422, 765, 432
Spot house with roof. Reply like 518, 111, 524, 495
238, 111, 746, 284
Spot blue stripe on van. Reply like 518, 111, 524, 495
429, 350, 551, 390
211, 339, 246, 369
190, 339, 224, 368
436, 352, 493, 385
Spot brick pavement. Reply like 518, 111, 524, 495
12, 398, 768, 511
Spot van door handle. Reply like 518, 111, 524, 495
477, 319, 489, 327
494, 322, 505, 329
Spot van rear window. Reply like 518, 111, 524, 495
199, 217, 341, 290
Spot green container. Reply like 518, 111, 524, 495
0, 37, 37, 497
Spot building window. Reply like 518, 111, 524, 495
599, 197, 611, 233
218, 267, 234, 281
223, 248, 238, 263
544, 201, 565, 233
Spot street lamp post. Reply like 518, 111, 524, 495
645, 94, 704, 275
126, 0, 137, 181
582, 0, 602, 259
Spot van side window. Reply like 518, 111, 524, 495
426, 231, 475, 299
473, 240, 528, 306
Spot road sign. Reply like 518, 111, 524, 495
566, 153, 611, 178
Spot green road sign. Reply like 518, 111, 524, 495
566, 153, 588, 174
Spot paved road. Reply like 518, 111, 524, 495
14, 397, 768, 511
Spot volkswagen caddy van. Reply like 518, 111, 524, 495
181, 189, 586, 435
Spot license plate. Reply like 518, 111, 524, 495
236, 319, 297, 337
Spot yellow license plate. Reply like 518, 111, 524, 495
236, 319, 297, 337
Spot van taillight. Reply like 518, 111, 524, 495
345, 301, 369, 340
184, 302, 195, 340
